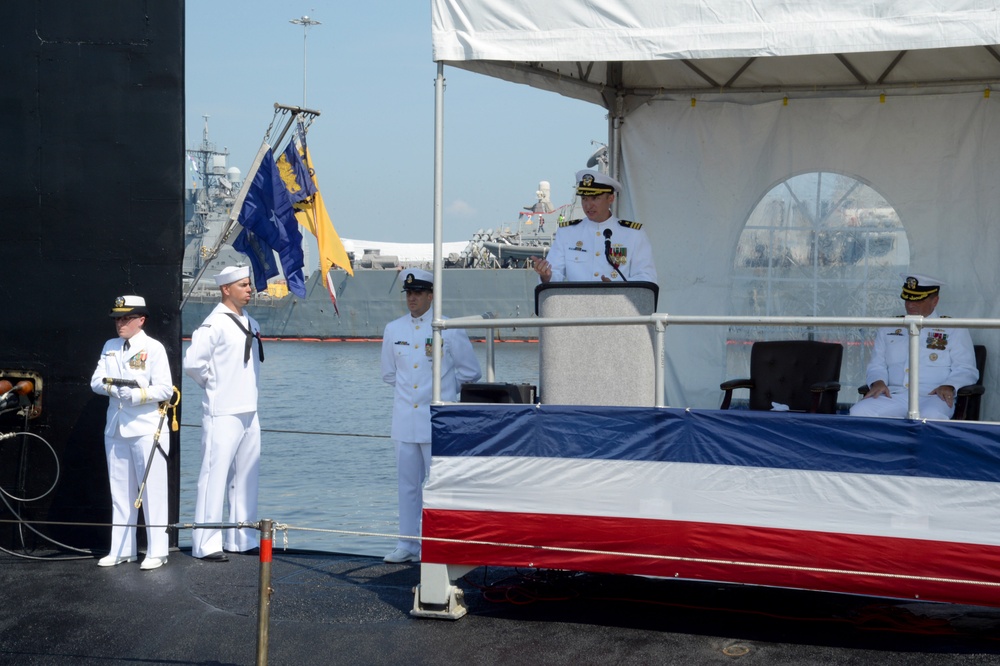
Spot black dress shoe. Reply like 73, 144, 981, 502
199, 552, 229, 562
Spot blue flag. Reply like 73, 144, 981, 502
278, 137, 318, 204
232, 228, 280, 287
235, 149, 306, 297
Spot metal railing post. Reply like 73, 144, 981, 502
654, 318, 666, 407
485, 329, 496, 382
256, 519, 274, 666
907, 318, 922, 420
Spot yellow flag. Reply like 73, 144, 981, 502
292, 146, 354, 278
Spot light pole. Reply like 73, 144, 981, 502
289, 15, 321, 106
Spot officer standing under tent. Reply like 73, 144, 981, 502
532, 169, 657, 284
90, 295, 173, 571
851, 273, 979, 420
380, 268, 481, 563
184, 265, 264, 561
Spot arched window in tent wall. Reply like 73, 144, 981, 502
727, 171, 911, 408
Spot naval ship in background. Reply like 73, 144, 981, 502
180, 120, 586, 340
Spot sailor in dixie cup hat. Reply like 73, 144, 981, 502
850, 272, 979, 420
380, 266, 481, 563
214, 264, 250, 286
183, 264, 264, 561
90, 294, 174, 570
532, 168, 658, 284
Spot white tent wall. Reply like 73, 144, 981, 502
621, 90, 1000, 415
431, 0, 1000, 419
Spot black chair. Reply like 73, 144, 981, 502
856, 344, 986, 421
957, 345, 988, 420
720, 340, 843, 413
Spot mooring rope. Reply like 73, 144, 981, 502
5, 515, 995, 592
178, 423, 391, 439
269, 522, 1000, 590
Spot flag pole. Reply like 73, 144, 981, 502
271, 103, 321, 148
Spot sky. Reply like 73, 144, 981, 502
185, 1, 608, 244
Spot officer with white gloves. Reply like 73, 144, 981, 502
380, 269, 482, 563
851, 273, 979, 420
184, 265, 264, 561
89, 295, 173, 571
533, 169, 657, 284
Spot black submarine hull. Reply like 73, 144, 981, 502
1, 2, 184, 551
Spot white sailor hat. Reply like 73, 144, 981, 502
109, 295, 148, 317
214, 265, 250, 287
575, 169, 622, 196
900, 272, 944, 301
401, 268, 434, 292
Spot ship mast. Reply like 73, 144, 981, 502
184, 116, 237, 276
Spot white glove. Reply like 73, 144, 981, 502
119, 386, 133, 404
106, 385, 122, 399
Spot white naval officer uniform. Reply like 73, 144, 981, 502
545, 215, 657, 283
184, 302, 263, 556
850, 313, 979, 419
89, 329, 173, 561
381, 307, 481, 557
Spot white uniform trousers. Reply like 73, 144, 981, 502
849, 393, 954, 420
395, 440, 431, 556
193, 412, 260, 557
105, 431, 169, 559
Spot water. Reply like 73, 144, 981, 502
179, 340, 539, 556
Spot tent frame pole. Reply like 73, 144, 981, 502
432, 63, 445, 406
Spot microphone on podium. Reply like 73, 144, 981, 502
603, 228, 628, 282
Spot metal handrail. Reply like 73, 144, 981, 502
434, 313, 1000, 419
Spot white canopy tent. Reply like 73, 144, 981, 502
430, 1, 1000, 418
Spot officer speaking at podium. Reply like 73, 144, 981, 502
532, 169, 657, 284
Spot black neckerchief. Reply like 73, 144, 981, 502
224, 313, 264, 364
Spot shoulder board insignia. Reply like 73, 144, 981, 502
559, 219, 582, 228
618, 220, 642, 230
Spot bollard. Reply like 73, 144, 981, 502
256, 519, 274, 666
